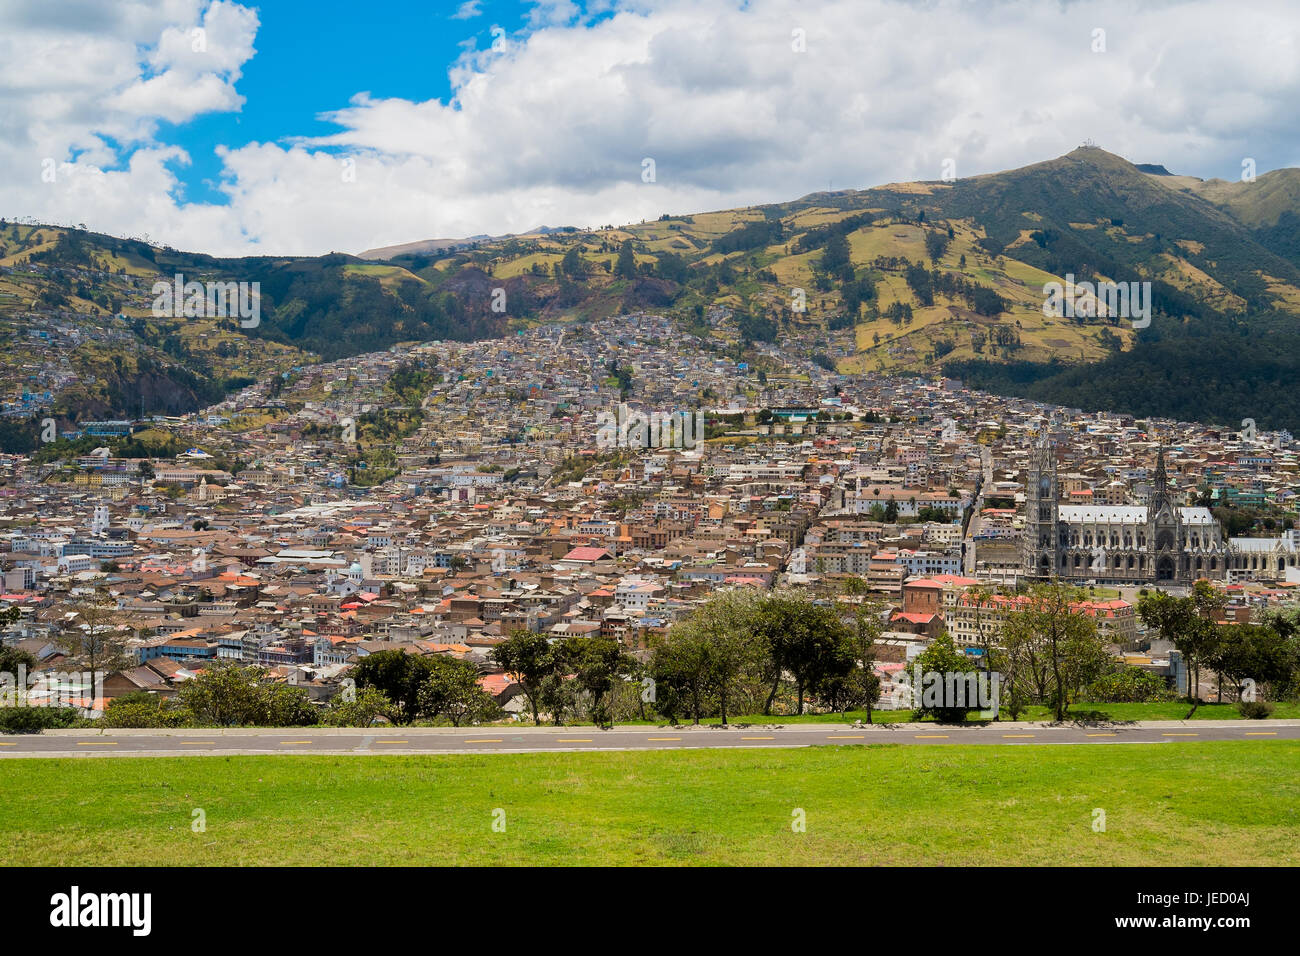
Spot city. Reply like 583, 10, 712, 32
5, 320, 1300, 719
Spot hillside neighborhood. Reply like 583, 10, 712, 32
4, 316, 1298, 721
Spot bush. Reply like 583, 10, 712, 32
1237, 700, 1274, 720
321, 685, 396, 727
100, 693, 196, 728
1087, 666, 1176, 703
263, 683, 319, 727
0, 706, 82, 734
177, 662, 318, 726
910, 634, 989, 723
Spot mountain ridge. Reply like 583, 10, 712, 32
5, 146, 1300, 445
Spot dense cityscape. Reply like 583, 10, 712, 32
5, 312, 1299, 719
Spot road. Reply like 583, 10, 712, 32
2, 721, 1296, 757
962, 446, 994, 575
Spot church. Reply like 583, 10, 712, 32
1022, 440, 1228, 586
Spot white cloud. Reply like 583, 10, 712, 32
452, 0, 483, 19
3, 0, 1300, 257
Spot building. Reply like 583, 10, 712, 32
1023, 440, 1227, 585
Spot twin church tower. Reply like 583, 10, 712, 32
1022, 437, 1226, 585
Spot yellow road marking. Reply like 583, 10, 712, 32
1087, 733, 1118, 737
278, 740, 312, 745
0, 742, 16, 746
557, 738, 593, 743
742, 736, 774, 740
465, 738, 503, 743
77, 741, 118, 746
1244, 732, 1277, 736
646, 737, 681, 741
1162, 733, 1198, 737
915, 734, 949, 739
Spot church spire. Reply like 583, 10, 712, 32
1153, 445, 1168, 497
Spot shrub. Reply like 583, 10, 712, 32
1087, 666, 1177, 703
100, 693, 196, 728
910, 634, 988, 723
0, 706, 82, 734
321, 685, 396, 727
262, 683, 319, 727
177, 662, 318, 726
1237, 700, 1274, 720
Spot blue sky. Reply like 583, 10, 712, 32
164, 0, 603, 204
3, 0, 1298, 256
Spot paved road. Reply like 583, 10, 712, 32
2, 721, 1296, 757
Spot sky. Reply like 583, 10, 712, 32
3, 0, 1298, 257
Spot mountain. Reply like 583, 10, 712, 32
1186, 167, 1300, 228
923, 148, 1300, 426
5, 146, 1300, 447
0, 224, 505, 445
372, 146, 1300, 428
357, 235, 494, 259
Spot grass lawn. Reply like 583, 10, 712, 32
2, 742, 1296, 866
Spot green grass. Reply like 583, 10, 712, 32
2, 743, 1296, 865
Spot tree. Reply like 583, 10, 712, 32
101, 691, 194, 728
1086, 663, 1174, 703
910, 632, 984, 723
351, 649, 434, 724
1187, 580, 1227, 707
59, 592, 128, 704
489, 629, 560, 725
418, 656, 499, 726
1208, 623, 1297, 702
561, 245, 587, 278
752, 593, 800, 715
569, 636, 638, 728
964, 584, 999, 718
752, 592, 853, 715
538, 669, 580, 727
322, 685, 397, 726
649, 629, 710, 723
177, 662, 295, 726
686, 590, 762, 725
1137, 586, 1222, 711
1002, 581, 1108, 721
821, 232, 851, 274
615, 239, 637, 279
839, 577, 883, 721
0, 645, 37, 680
263, 681, 319, 726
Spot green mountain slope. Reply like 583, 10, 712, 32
4, 146, 1300, 442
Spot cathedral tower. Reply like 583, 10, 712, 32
1023, 436, 1059, 578
1148, 446, 1182, 582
